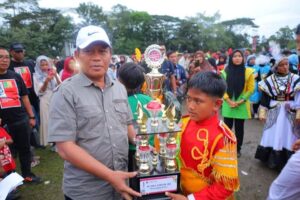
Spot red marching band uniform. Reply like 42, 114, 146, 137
177, 114, 240, 200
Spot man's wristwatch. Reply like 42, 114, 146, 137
29, 116, 35, 119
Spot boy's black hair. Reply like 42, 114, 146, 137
187, 71, 227, 98
118, 62, 145, 90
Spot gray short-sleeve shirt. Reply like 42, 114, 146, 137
48, 73, 133, 200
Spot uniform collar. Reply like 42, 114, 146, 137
195, 113, 219, 126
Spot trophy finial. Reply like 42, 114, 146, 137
140, 109, 148, 134
136, 102, 143, 125
166, 104, 176, 130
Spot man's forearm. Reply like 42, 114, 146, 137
56, 141, 114, 183
171, 75, 177, 92
127, 124, 136, 144
21, 95, 34, 117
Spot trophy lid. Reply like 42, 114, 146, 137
144, 44, 164, 70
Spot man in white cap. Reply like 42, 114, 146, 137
48, 25, 140, 200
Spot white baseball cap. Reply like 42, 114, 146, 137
76, 25, 111, 49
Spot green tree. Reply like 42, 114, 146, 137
76, 2, 108, 29
275, 26, 295, 49
0, 6, 74, 58
221, 18, 259, 32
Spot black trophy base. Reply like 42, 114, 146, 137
130, 158, 180, 200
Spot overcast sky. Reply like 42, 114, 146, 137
39, 0, 300, 37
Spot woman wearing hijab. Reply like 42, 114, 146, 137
246, 55, 260, 118
217, 54, 227, 72
221, 49, 255, 157
61, 56, 78, 81
33, 56, 61, 146
255, 57, 300, 170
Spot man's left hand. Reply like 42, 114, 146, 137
165, 192, 188, 200
29, 118, 36, 127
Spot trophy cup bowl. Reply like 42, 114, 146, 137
145, 73, 165, 100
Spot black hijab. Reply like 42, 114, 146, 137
218, 54, 227, 66
225, 50, 245, 99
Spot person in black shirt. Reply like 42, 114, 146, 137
0, 47, 41, 183
9, 43, 39, 115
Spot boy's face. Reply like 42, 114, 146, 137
186, 88, 222, 122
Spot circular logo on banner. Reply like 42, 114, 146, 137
144, 44, 164, 69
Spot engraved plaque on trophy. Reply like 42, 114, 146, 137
130, 44, 181, 200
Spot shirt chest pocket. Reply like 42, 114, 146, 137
76, 105, 104, 139
114, 102, 128, 125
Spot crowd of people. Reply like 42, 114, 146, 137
0, 23, 300, 200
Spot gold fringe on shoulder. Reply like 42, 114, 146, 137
211, 136, 240, 191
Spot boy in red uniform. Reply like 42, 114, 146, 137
166, 71, 239, 200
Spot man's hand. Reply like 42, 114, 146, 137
29, 118, 36, 127
292, 139, 300, 151
109, 171, 141, 200
165, 192, 188, 200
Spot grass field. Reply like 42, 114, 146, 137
17, 148, 64, 200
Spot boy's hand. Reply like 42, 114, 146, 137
165, 192, 188, 200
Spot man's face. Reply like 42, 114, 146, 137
0, 49, 10, 72
75, 43, 112, 81
186, 88, 222, 122
168, 52, 178, 64
10, 49, 25, 62
296, 34, 300, 55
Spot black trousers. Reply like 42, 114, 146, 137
223, 117, 245, 152
65, 195, 73, 200
253, 103, 260, 114
7, 118, 32, 177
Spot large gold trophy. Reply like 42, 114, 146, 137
130, 45, 181, 199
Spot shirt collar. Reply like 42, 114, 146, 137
78, 72, 114, 88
